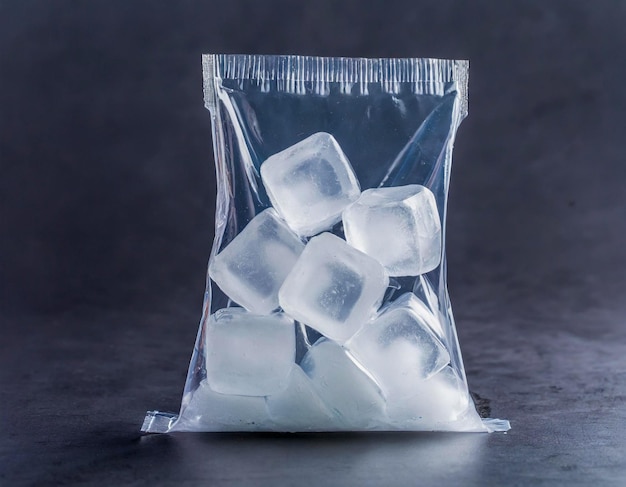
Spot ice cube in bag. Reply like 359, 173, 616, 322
266, 365, 337, 431
343, 185, 442, 276
346, 292, 450, 398
385, 367, 474, 426
209, 209, 304, 314
204, 308, 295, 396
175, 380, 272, 432
389, 291, 445, 339
260, 132, 361, 236
300, 339, 385, 428
279, 232, 389, 343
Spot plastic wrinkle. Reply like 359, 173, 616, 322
141, 411, 178, 434
482, 418, 512, 433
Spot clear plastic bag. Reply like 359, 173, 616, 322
142, 54, 510, 433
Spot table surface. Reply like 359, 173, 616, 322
3, 306, 625, 486
2, 1, 626, 485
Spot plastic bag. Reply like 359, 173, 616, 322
142, 54, 510, 433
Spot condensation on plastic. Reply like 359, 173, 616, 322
142, 54, 510, 434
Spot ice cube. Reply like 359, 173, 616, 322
343, 184, 442, 276
173, 380, 272, 432
260, 132, 361, 236
346, 293, 450, 398
279, 233, 389, 343
300, 339, 385, 428
389, 291, 445, 339
205, 308, 295, 396
266, 365, 338, 431
385, 366, 474, 426
209, 209, 304, 314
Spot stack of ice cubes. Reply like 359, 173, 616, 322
194, 132, 475, 431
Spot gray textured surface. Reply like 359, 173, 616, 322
2, 1, 626, 485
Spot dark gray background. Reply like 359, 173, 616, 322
2, 1, 625, 485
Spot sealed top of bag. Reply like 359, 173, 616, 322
203, 54, 468, 116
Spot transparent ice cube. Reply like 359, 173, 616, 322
343, 184, 442, 276
173, 380, 272, 432
279, 232, 389, 343
385, 367, 476, 427
209, 209, 304, 314
346, 293, 450, 398
300, 339, 385, 429
205, 308, 295, 396
260, 132, 361, 236
266, 365, 338, 431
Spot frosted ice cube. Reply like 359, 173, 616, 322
266, 365, 338, 431
343, 184, 442, 276
173, 380, 272, 432
300, 339, 385, 428
279, 233, 389, 343
346, 293, 450, 398
205, 308, 295, 396
209, 209, 304, 314
260, 132, 361, 236
385, 367, 474, 426
389, 291, 445, 339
